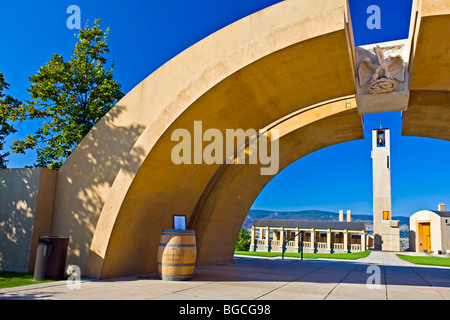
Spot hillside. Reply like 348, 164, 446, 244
242, 209, 410, 244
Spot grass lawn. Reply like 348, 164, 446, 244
396, 254, 450, 267
234, 250, 371, 260
0, 271, 56, 289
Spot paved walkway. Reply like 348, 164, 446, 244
0, 251, 449, 300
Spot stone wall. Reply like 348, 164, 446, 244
0, 168, 57, 272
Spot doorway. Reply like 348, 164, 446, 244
418, 222, 431, 253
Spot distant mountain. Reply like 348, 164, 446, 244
242, 209, 409, 240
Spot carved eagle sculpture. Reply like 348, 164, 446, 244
358, 46, 405, 93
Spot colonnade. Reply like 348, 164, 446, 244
250, 226, 367, 253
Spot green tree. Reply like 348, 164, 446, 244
235, 228, 251, 251
8, 20, 123, 169
0, 73, 20, 169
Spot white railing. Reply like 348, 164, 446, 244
256, 239, 362, 253
317, 242, 326, 249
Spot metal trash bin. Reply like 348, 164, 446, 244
33, 236, 69, 281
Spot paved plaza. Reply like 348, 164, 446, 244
0, 251, 449, 300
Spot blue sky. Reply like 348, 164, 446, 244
1, 0, 448, 217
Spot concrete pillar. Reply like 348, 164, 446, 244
361, 232, 366, 251
310, 229, 315, 253
265, 227, 270, 252
343, 230, 348, 253
326, 229, 332, 253
250, 226, 256, 251
294, 228, 300, 252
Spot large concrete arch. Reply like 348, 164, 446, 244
83, 0, 358, 279
402, 0, 450, 139
46, 0, 450, 279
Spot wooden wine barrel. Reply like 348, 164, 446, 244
157, 229, 196, 281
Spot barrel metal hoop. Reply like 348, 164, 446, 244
160, 273, 193, 280
159, 243, 196, 247
158, 262, 196, 267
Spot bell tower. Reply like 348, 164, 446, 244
372, 128, 392, 250
372, 127, 400, 251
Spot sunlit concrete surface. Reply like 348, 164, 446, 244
1, 252, 448, 300
401, 0, 450, 140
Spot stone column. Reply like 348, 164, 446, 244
343, 230, 348, 253
279, 227, 284, 252
265, 227, 270, 252
361, 232, 366, 251
310, 228, 315, 253
326, 229, 332, 253
294, 228, 300, 253
250, 226, 256, 251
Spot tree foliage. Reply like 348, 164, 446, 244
0, 73, 20, 169
7, 20, 123, 169
235, 228, 251, 251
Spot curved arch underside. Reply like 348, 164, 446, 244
48, 0, 450, 279
402, 1, 450, 140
